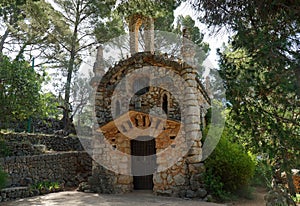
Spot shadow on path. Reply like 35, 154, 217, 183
1, 190, 225, 206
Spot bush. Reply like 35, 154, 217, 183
0, 167, 7, 189
251, 159, 273, 188
0, 139, 11, 157
204, 134, 255, 200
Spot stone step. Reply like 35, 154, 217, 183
0, 186, 30, 202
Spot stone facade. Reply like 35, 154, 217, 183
89, 14, 210, 199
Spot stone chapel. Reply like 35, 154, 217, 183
88, 14, 211, 198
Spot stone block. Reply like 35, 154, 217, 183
187, 155, 202, 164
188, 147, 202, 155
196, 188, 207, 198
188, 163, 205, 174
117, 175, 131, 184
153, 174, 163, 184
186, 189, 195, 198
173, 174, 185, 186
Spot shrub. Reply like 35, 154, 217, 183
204, 134, 255, 200
0, 139, 11, 157
0, 167, 7, 189
251, 159, 273, 188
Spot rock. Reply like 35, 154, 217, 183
153, 175, 163, 184
206, 194, 213, 202
186, 190, 195, 198
167, 174, 173, 184
190, 174, 204, 190
187, 155, 202, 164
117, 175, 131, 184
156, 189, 172, 197
188, 163, 205, 174
195, 188, 207, 198
20, 177, 33, 186
77, 182, 91, 192
178, 190, 186, 198
174, 174, 185, 185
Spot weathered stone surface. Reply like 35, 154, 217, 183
174, 174, 185, 186
187, 155, 202, 164
188, 163, 206, 174
156, 189, 173, 197
186, 190, 195, 198
153, 174, 163, 184
196, 188, 207, 198
0, 133, 92, 155
0, 187, 30, 202
117, 175, 132, 184
0, 152, 92, 188
90, 31, 211, 198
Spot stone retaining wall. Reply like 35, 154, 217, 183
0, 151, 92, 188
0, 187, 30, 202
0, 133, 92, 153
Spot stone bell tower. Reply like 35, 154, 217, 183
128, 14, 154, 54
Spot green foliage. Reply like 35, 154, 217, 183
175, 15, 209, 53
30, 181, 62, 192
40, 92, 61, 119
292, 194, 300, 204
0, 167, 7, 189
204, 168, 232, 201
0, 139, 10, 157
204, 132, 255, 200
116, 0, 180, 19
94, 13, 125, 43
0, 55, 44, 126
251, 159, 273, 189
188, 0, 300, 195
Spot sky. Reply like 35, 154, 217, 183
42, 0, 228, 90
174, 2, 229, 69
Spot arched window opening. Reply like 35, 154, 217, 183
162, 93, 168, 115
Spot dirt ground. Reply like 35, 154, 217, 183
227, 187, 267, 206
0, 187, 291, 206
0, 190, 225, 206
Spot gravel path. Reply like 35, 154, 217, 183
1, 191, 225, 206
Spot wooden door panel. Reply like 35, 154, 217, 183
131, 136, 156, 190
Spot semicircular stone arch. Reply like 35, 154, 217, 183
95, 52, 189, 126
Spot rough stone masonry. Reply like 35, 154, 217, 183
88, 13, 211, 199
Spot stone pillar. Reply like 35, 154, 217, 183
93, 45, 105, 78
181, 27, 196, 65
128, 14, 155, 54
180, 26, 207, 198
129, 15, 142, 55
90, 45, 105, 89
144, 17, 154, 53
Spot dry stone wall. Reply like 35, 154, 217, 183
0, 133, 92, 153
0, 151, 92, 188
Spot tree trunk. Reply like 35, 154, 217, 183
286, 170, 296, 197
62, 0, 81, 131
283, 153, 297, 197
0, 28, 9, 54
295, 67, 300, 96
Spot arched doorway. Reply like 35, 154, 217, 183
131, 136, 156, 190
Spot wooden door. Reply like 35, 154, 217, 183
131, 136, 156, 190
